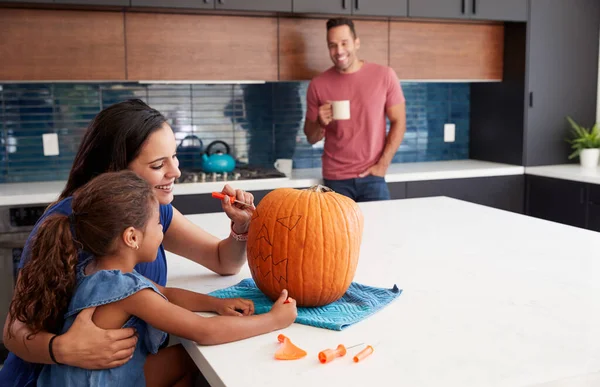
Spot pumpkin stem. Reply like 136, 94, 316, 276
308, 184, 334, 193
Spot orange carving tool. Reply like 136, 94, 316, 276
318, 343, 363, 364
275, 334, 307, 360
353, 345, 374, 363
211, 192, 252, 207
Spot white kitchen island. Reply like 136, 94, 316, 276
166, 196, 600, 387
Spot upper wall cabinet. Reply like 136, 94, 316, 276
0, 9, 126, 80
294, 0, 407, 17
125, 13, 278, 81
409, 0, 527, 22
131, 0, 292, 12
278, 18, 388, 80
54, 0, 130, 5
215, 0, 292, 12
0, 0, 53, 3
389, 21, 503, 80
131, 0, 215, 9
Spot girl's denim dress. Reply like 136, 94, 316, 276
37, 259, 168, 386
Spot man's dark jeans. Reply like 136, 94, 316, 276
323, 175, 390, 202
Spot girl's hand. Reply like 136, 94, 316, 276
269, 289, 297, 328
214, 297, 255, 316
219, 184, 255, 234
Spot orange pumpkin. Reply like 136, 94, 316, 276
247, 185, 364, 307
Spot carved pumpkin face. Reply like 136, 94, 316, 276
247, 185, 364, 307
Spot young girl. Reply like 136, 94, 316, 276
8, 170, 297, 387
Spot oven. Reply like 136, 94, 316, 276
0, 204, 47, 364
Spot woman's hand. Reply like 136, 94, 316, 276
219, 184, 255, 234
214, 297, 255, 316
53, 307, 138, 369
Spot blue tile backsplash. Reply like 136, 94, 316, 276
0, 82, 470, 183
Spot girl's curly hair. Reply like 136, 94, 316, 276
8, 170, 156, 339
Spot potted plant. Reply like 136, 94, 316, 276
566, 116, 600, 168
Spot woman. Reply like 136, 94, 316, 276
0, 99, 254, 386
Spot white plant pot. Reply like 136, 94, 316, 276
580, 148, 600, 169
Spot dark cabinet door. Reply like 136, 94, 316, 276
406, 175, 525, 213
388, 182, 407, 200
587, 204, 600, 232
524, 0, 600, 166
1, 0, 53, 3
525, 175, 588, 229
352, 0, 407, 17
470, 0, 527, 21
215, 0, 292, 12
293, 0, 352, 14
408, 0, 470, 19
131, 0, 214, 8
55, 0, 130, 4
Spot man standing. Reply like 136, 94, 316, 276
304, 17, 406, 202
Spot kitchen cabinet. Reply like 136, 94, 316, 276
408, 0, 526, 21
470, 0, 599, 167
215, 0, 292, 12
278, 18, 388, 80
470, 0, 527, 22
406, 175, 525, 214
388, 182, 407, 200
408, 0, 469, 19
0, 9, 126, 81
173, 189, 285, 215
0, 0, 53, 3
125, 13, 278, 81
293, 0, 406, 17
131, 0, 214, 9
131, 0, 290, 11
523, 0, 599, 166
55, 0, 130, 5
525, 175, 588, 229
293, 0, 351, 15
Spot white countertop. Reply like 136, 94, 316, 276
526, 164, 600, 185
166, 196, 600, 387
0, 160, 523, 206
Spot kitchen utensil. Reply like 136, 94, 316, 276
176, 135, 204, 170
211, 192, 252, 207
275, 334, 307, 360
353, 345, 374, 363
318, 343, 363, 364
201, 140, 236, 173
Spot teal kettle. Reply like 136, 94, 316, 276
202, 140, 236, 173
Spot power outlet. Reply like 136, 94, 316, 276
444, 123, 455, 143
42, 133, 60, 156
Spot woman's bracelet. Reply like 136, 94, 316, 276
49, 335, 63, 365
230, 221, 248, 242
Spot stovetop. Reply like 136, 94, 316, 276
176, 165, 287, 184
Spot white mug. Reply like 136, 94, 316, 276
274, 159, 293, 176
331, 100, 351, 120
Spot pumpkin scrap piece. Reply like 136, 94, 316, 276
275, 334, 307, 360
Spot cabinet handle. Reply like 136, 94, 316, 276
218, 0, 223, 3
342, 0, 346, 9
204, 0, 210, 2
472, 0, 476, 14
355, 0, 359, 11
529, 92, 533, 107
461, 0, 465, 14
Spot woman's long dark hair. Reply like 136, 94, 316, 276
8, 170, 156, 338
59, 99, 167, 201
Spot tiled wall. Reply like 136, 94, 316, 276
0, 82, 470, 183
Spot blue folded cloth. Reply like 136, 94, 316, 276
208, 278, 402, 331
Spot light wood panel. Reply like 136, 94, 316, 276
0, 9, 126, 80
278, 18, 389, 80
390, 21, 504, 80
125, 13, 278, 81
